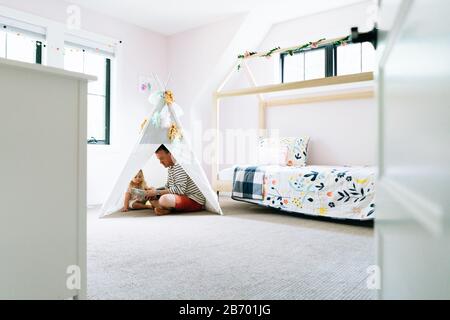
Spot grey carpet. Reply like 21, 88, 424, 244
87, 197, 375, 300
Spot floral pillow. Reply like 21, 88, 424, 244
259, 136, 310, 167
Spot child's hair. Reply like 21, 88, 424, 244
129, 169, 148, 190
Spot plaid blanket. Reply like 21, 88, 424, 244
232, 166, 265, 200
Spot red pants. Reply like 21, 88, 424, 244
174, 195, 204, 212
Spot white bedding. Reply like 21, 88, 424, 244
219, 166, 236, 181
219, 165, 259, 181
230, 165, 376, 220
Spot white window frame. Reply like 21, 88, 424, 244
0, 5, 120, 147
0, 4, 118, 68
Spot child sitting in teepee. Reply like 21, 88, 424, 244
121, 170, 153, 212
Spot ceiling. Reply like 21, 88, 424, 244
65, 0, 366, 36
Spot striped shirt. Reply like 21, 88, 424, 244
166, 163, 206, 206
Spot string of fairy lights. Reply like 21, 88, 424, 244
1, 24, 122, 55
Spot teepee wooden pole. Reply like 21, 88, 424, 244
154, 73, 165, 91
212, 92, 220, 192
164, 72, 172, 90
151, 72, 164, 91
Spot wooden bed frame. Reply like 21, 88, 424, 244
212, 39, 375, 194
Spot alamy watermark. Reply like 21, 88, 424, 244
366, 265, 381, 290
173, 121, 282, 167
66, 265, 81, 290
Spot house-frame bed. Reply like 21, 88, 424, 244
212, 33, 377, 220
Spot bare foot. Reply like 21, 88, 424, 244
155, 207, 171, 216
121, 207, 129, 212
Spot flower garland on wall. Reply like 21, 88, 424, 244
236, 36, 350, 71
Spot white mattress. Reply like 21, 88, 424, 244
219, 165, 259, 181
231, 164, 376, 220
218, 166, 237, 181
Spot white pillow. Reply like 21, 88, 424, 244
256, 142, 288, 165
259, 136, 310, 167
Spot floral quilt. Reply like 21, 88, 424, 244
261, 165, 376, 220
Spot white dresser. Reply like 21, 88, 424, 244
0, 58, 95, 299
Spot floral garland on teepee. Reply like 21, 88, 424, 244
236, 36, 350, 71
163, 90, 183, 142
168, 122, 182, 142
146, 88, 184, 143
164, 90, 175, 105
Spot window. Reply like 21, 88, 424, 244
305, 48, 326, 80
282, 52, 304, 83
6, 32, 36, 63
64, 46, 111, 145
0, 26, 45, 64
281, 42, 375, 83
337, 42, 376, 75
337, 43, 362, 76
362, 42, 375, 72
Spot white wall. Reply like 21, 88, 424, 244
167, 14, 246, 120
0, 0, 168, 205
167, 10, 281, 180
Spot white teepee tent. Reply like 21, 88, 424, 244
99, 76, 222, 217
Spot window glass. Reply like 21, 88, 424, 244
281, 41, 374, 84
87, 95, 106, 142
5, 32, 36, 63
85, 51, 106, 96
362, 42, 376, 72
65, 46, 110, 143
64, 46, 84, 73
337, 43, 362, 75
304, 49, 325, 80
283, 53, 304, 83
